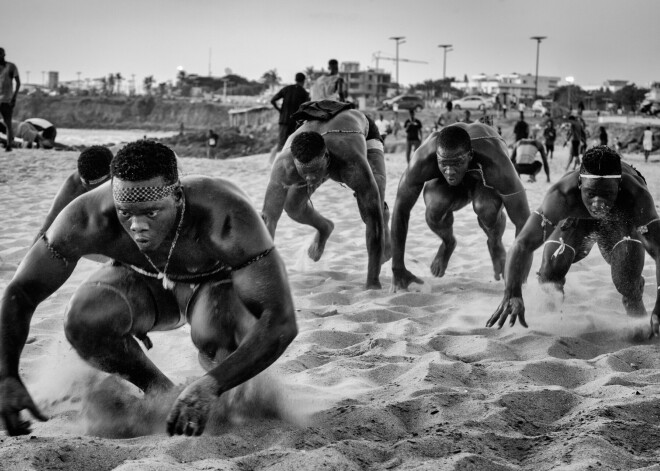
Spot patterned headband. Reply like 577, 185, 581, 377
579, 174, 621, 179
112, 181, 180, 203
80, 173, 110, 187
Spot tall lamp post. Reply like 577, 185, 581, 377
530, 36, 546, 99
438, 44, 453, 79
389, 36, 406, 93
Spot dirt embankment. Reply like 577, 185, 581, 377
14, 95, 233, 131
14, 95, 279, 158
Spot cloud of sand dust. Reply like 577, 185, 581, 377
26, 338, 373, 437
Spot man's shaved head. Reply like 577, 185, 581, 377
78, 146, 113, 182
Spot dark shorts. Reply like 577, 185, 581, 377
515, 162, 542, 175
545, 142, 554, 152
570, 140, 580, 157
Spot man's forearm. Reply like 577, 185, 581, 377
503, 243, 533, 298
0, 286, 37, 378
206, 312, 296, 395
391, 208, 411, 269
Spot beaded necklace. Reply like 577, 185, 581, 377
140, 193, 186, 290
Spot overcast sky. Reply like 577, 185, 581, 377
3, 0, 659, 89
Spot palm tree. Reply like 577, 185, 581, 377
261, 69, 281, 89
115, 73, 123, 95
143, 75, 154, 95
107, 74, 115, 96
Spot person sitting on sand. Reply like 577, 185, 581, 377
261, 100, 390, 289
33, 145, 113, 243
0, 140, 297, 437
510, 137, 550, 183
16, 118, 58, 149
487, 146, 660, 335
391, 122, 530, 290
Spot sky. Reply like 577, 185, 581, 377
3, 0, 659, 90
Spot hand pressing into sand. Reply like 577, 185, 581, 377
487, 295, 528, 329
166, 376, 217, 437
391, 267, 424, 292
0, 376, 48, 436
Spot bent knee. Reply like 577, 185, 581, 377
64, 282, 135, 346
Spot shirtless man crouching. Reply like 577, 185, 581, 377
0, 140, 297, 437
262, 103, 390, 289
488, 146, 660, 334
391, 123, 530, 290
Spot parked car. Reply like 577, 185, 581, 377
452, 95, 493, 111
532, 99, 553, 116
379, 94, 425, 112
640, 100, 660, 116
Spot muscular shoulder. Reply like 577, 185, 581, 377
47, 184, 121, 255
182, 176, 272, 263
408, 132, 440, 181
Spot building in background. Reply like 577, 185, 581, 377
452, 72, 560, 106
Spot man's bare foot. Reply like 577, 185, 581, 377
308, 220, 335, 261
430, 237, 456, 277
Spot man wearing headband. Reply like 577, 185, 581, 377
33, 145, 113, 242
488, 146, 660, 336
262, 108, 390, 289
391, 122, 530, 290
0, 140, 297, 437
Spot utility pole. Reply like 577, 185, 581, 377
77, 71, 81, 92
41, 70, 45, 86
208, 47, 212, 76
438, 44, 453, 79
389, 36, 406, 93
530, 36, 547, 99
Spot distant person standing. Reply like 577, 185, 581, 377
436, 100, 460, 128
643, 126, 653, 162
375, 113, 391, 145
310, 59, 345, 102
599, 126, 608, 147
404, 109, 423, 163
462, 109, 473, 124
271, 72, 310, 151
513, 112, 529, 142
564, 115, 586, 170
543, 119, 557, 159
206, 128, 219, 158
0, 47, 20, 152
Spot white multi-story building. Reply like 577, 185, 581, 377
452, 73, 560, 104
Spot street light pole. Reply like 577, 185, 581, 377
530, 36, 546, 99
438, 44, 453, 79
389, 36, 406, 93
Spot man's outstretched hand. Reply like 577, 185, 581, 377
391, 267, 424, 292
166, 376, 216, 437
487, 295, 528, 329
0, 376, 48, 436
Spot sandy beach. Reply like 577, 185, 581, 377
1, 142, 660, 470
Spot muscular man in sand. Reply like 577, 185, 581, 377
34, 145, 113, 242
261, 101, 390, 289
488, 146, 660, 335
0, 140, 297, 437
391, 123, 530, 290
